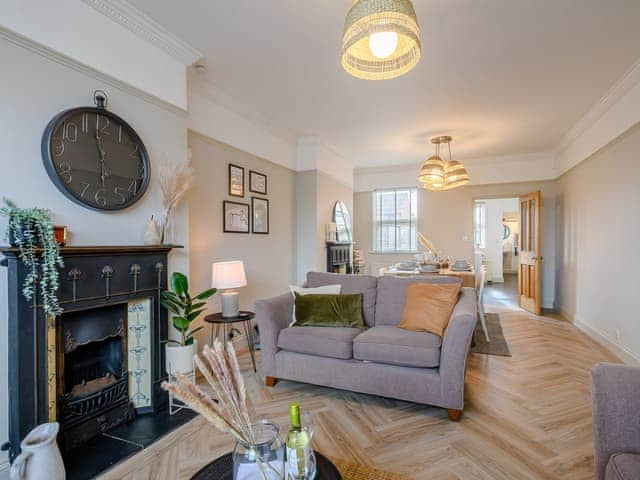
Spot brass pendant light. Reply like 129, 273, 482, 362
419, 136, 470, 191
341, 0, 421, 81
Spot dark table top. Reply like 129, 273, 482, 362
190, 450, 342, 480
203, 311, 255, 324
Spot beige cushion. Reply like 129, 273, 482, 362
398, 282, 461, 336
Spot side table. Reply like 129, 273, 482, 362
204, 311, 257, 372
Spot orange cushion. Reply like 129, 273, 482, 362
398, 282, 461, 336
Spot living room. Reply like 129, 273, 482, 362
1, 1, 639, 479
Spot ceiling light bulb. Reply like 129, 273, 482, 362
369, 31, 398, 59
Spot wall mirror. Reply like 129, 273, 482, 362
333, 201, 352, 243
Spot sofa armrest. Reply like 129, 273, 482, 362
591, 362, 640, 480
439, 287, 477, 410
255, 292, 293, 376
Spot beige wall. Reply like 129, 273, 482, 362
188, 131, 296, 346
555, 124, 640, 362
295, 170, 353, 283
354, 180, 557, 308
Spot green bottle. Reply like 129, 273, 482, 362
286, 402, 311, 479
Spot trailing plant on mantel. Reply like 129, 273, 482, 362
0, 198, 64, 315
161, 272, 216, 346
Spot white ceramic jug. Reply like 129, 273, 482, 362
10, 422, 65, 480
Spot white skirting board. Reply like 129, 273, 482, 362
562, 309, 640, 365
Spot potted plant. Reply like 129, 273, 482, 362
0, 198, 63, 316
161, 272, 216, 375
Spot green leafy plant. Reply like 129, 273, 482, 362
0, 198, 64, 315
161, 272, 216, 346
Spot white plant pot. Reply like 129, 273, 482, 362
166, 340, 197, 376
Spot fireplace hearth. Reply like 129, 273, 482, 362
1, 245, 194, 479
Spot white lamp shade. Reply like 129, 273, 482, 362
211, 261, 247, 289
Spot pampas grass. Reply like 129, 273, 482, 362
162, 340, 279, 479
158, 157, 194, 243
417, 232, 436, 254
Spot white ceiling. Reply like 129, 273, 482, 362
129, 0, 640, 168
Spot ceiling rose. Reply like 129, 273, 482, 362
419, 136, 470, 191
341, 0, 421, 81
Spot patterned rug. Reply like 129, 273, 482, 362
471, 313, 512, 356
333, 458, 404, 480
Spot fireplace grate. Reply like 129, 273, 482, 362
61, 373, 129, 424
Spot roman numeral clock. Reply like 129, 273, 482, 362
41, 91, 150, 211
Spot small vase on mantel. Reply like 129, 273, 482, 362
143, 215, 162, 245
10, 422, 65, 480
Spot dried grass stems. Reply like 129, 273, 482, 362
158, 157, 194, 242
162, 340, 280, 479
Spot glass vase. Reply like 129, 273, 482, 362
233, 421, 285, 480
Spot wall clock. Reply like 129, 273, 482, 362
41, 91, 150, 211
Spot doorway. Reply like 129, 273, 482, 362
473, 197, 520, 309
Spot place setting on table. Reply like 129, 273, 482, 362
380, 255, 476, 288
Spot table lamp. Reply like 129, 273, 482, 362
211, 261, 247, 318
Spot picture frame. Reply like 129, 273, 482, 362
223, 200, 250, 233
229, 164, 245, 197
251, 197, 269, 234
249, 170, 267, 195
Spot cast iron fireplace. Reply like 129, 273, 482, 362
1, 245, 195, 479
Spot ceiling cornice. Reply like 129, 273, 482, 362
81, 0, 202, 65
555, 57, 640, 155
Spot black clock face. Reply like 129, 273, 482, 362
42, 107, 150, 211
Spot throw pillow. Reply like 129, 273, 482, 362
289, 284, 342, 326
398, 282, 461, 336
292, 293, 365, 328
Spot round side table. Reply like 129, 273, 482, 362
190, 450, 342, 480
204, 311, 257, 372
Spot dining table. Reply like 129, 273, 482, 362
379, 265, 476, 288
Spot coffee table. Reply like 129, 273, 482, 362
190, 450, 342, 480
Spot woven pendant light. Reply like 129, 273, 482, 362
341, 0, 421, 81
419, 136, 470, 191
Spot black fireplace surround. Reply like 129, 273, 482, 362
1, 245, 195, 479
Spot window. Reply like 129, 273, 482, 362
473, 201, 486, 249
373, 188, 418, 252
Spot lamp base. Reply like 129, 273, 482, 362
221, 291, 240, 318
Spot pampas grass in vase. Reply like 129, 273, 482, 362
162, 340, 284, 479
158, 156, 194, 244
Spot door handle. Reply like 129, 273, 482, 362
532, 256, 543, 261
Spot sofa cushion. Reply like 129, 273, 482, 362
606, 453, 640, 480
399, 282, 461, 336
277, 326, 362, 360
306, 272, 377, 327
293, 293, 365, 328
375, 276, 462, 326
353, 325, 442, 368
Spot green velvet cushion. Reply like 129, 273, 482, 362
292, 293, 365, 328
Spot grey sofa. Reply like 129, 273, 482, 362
255, 272, 477, 420
591, 363, 640, 480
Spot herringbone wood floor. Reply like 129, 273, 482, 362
99, 306, 620, 480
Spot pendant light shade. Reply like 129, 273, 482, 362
341, 0, 421, 81
418, 154, 445, 187
443, 160, 470, 190
419, 136, 470, 191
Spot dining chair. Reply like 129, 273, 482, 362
476, 267, 490, 342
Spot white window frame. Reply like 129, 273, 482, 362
473, 201, 486, 249
372, 188, 418, 253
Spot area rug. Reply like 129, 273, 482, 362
471, 313, 512, 356
333, 458, 404, 480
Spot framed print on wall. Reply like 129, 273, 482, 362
223, 200, 250, 233
229, 164, 245, 197
252, 197, 269, 234
249, 170, 267, 195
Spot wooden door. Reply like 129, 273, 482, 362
518, 191, 542, 314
